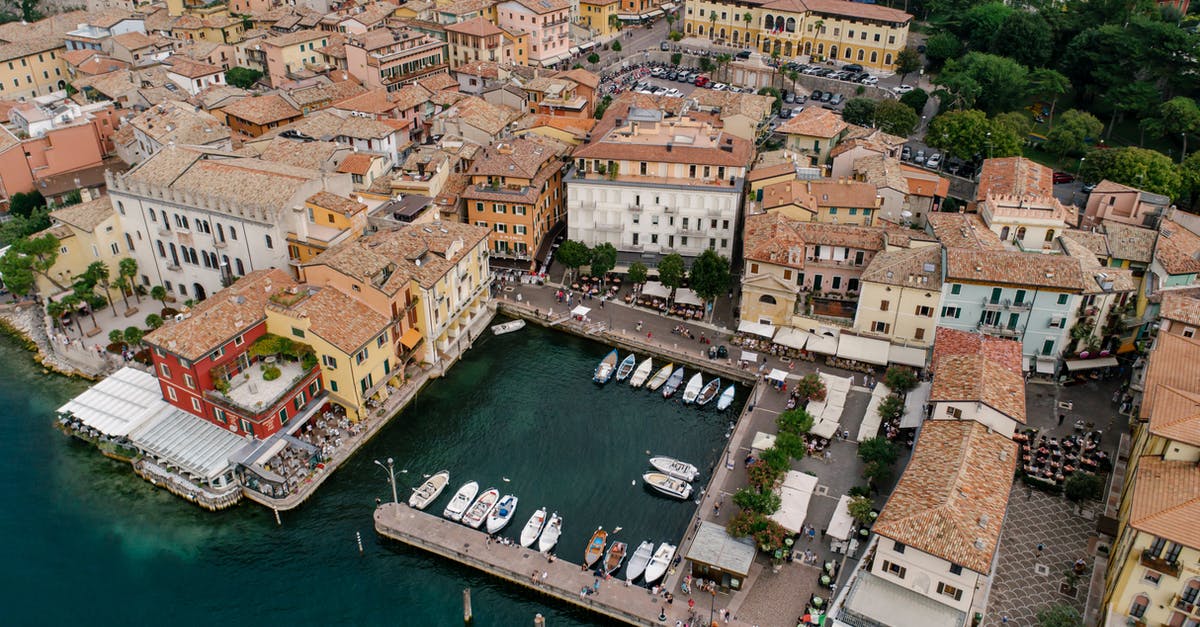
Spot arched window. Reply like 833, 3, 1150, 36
785, 17, 795, 32
1044, 229, 1056, 242
885, 53, 893, 65
235, 258, 245, 276
156, 241, 166, 258
844, 47, 852, 59
1129, 594, 1149, 618
857, 49, 864, 61
764, 15, 774, 30
784, 41, 792, 56
1182, 579, 1200, 605
698, 25, 704, 35
763, 39, 771, 53
719, 28, 726, 39
870, 51, 877, 64
1016, 226, 1027, 241
804, 42, 812, 55
817, 43, 824, 55
829, 45, 837, 59
686, 23, 692, 34
759, 294, 777, 305
732, 30, 739, 43
999, 226, 1010, 241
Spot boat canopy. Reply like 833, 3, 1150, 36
57, 366, 170, 437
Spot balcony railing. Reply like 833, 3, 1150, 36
1141, 550, 1182, 577
982, 297, 1033, 312
977, 322, 1022, 339
1173, 594, 1200, 619
806, 257, 863, 268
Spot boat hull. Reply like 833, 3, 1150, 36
615, 355, 637, 381
626, 541, 654, 582
491, 320, 526, 335
696, 379, 722, 406
661, 368, 685, 398
628, 359, 653, 388
681, 374, 704, 404
485, 495, 518, 534
443, 481, 479, 521
462, 488, 500, 528
584, 530, 608, 568
643, 544, 676, 584
409, 470, 450, 510
716, 386, 736, 411
519, 508, 547, 548
649, 456, 699, 482
643, 472, 693, 500
538, 514, 562, 553
593, 349, 619, 384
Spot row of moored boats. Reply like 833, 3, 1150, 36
593, 350, 735, 410
584, 528, 676, 584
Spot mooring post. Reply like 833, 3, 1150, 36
534, 613, 545, 626
463, 588, 473, 624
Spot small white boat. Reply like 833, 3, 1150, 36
485, 494, 518, 534
594, 349, 618, 384
697, 377, 722, 406
716, 385, 736, 411
519, 507, 547, 548
628, 358, 653, 388
646, 363, 674, 391
443, 481, 479, 521
409, 470, 450, 510
643, 472, 693, 500
649, 456, 699, 482
538, 512, 562, 553
462, 487, 500, 528
491, 319, 526, 335
626, 541, 654, 582
615, 354, 637, 381
643, 543, 676, 584
681, 373, 704, 404
661, 368, 685, 398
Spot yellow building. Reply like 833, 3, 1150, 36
853, 245, 941, 347
759, 178, 881, 226
35, 195, 129, 299
580, 0, 621, 39
286, 191, 369, 266
0, 40, 68, 99
264, 285, 396, 421
684, 0, 911, 71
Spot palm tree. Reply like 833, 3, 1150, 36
46, 299, 66, 333
608, 13, 621, 37
73, 282, 99, 330
716, 53, 732, 82
86, 261, 114, 312
150, 285, 167, 310
118, 257, 140, 304
665, 13, 675, 30
114, 275, 131, 311
708, 12, 717, 40
61, 294, 85, 336
785, 68, 800, 94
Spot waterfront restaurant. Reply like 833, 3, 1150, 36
685, 520, 756, 591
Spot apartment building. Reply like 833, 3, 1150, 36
497, 0, 571, 67
345, 27, 449, 92
1082, 179, 1169, 230
853, 245, 941, 348
444, 17, 524, 68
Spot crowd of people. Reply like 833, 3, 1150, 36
1016, 427, 1111, 485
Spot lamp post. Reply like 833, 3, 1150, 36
986, 131, 992, 159
709, 587, 717, 626
374, 457, 398, 504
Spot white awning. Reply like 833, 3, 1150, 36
661, 2, 678, 10
737, 320, 776, 339
569, 46, 581, 55
740, 350, 759, 363
1065, 356, 1118, 371
811, 419, 840, 439
837, 334, 890, 366
538, 53, 570, 66
901, 381, 931, 429
1034, 356, 1057, 374
767, 368, 789, 382
827, 494, 855, 541
888, 344, 928, 368
617, 13, 640, 19
646, 8, 664, 16
857, 383, 892, 442
642, 281, 671, 298
774, 327, 810, 350
579, 41, 596, 51
57, 366, 168, 437
751, 431, 776, 453
130, 408, 250, 482
770, 470, 818, 533
571, 305, 591, 317
807, 328, 839, 355
675, 288, 703, 306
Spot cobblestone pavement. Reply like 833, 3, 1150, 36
983, 483, 1094, 626
736, 562, 823, 627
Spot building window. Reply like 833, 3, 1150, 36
1057, 293, 1068, 305
914, 328, 925, 341
265, 234, 273, 249
330, 380, 339, 392
239, 419, 252, 434
322, 354, 338, 368
291, 327, 305, 338
159, 363, 171, 378
213, 407, 227, 423
183, 373, 195, 389
893, 541, 905, 554
356, 348, 369, 364
279, 407, 288, 423
947, 406, 963, 419
949, 564, 962, 575
936, 582, 963, 602
915, 306, 932, 317
191, 397, 202, 412
882, 560, 906, 579
879, 300, 889, 311
1129, 594, 1149, 618
235, 334, 245, 346
166, 387, 176, 401
872, 321, 890, 333
950, 283, 961, 295
1143, 570, 1162, 585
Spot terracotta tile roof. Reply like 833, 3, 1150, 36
573, 114, 755, 168
1156, 218, 1200, 276
976, 157, 1053, 202
1058, 236, 1136, 294
931, 327, 1024, 375
1130, 457, 1200, 549
791, 220, 885, 250
145, 269, 296, 360
514, 113, 596, 139
1060, 230, 1109, 258
272, 286, 389, 354
930, 354, 1026, 423
335, 152, 377, 176
1140, 332, 1200, 421
287, 80, 367, 108
808, 179, 879, 209
334, 84, 431, 115
555, 68, 600, 90
445, 95, 522, 136
776, 106, 847, 138
762, 180, 815, 213
743, 212, 807, 269
876, 218, 938, 248
900, 164, 950, 198
1160, 291, 1200, 327
798, 0, 911, 23
237, 136, 348, 171
945, 248, 1085, 290
747, 162, 797, 182
307, 190, 366, 216
130, 101, 230, 148
439, 0, 500, 15
689, 90, 774, 124
840, 124, 906, 148
0, 39, 65, 63
306, 220, 489, 292
445, 16, 503, 36
50, 196, 114, 232
1102, 222, 1155, 263
860, 245, 943, 290
164, 56, 221, 79
1145, 385, 1200, 447
853, 155, 907, 193
873, 420, 1016, 574
75, 55, 129, 76
456, 60, 502, 78
222, 94, 302, 126
925, 213, 1005, 251
417, 72, 460, 92
63, 48, 99, 66
511, 0, 570, 13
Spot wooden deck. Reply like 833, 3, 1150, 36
375, 503, 749, 626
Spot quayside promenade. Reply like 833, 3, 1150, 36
375, 502, 751, 627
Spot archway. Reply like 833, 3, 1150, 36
759, 294, 777, 304
193, 283, 207, 301
784, 41, 792, 56
1016, 226, 1027, 241
803, 41, 811, 55
829, 45, 837, 59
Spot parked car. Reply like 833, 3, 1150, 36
737, 50, 752, 59
811, 89, 824, 101
861, 76, 879, 86
779, 108, 793, 119
843, 63, 864, 73
830, 93, 844, 106
1052, 172, 1075, 184
821, 91, 833, 102
784, 92, 796, 103
667, 71, 678, 81
893, 84, 915, 95
712, 82, 728, 91
914, 149, 926, 164
661, 42, 670, 51
901, 146, 912, 161
694, 75, 710, 87
1081, 182, 1097, 194
926, 153, 942, 169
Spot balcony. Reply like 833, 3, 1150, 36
982, 297, 1033, 312
214, 239, 227, 249
806, 257, 863, 268
627, 204, 643, 212
166, 263, 181, 271
157, 226, 171, 237
1173, 594, 1200, 619
593, 222, 622, 232
977, 322, 1022, 339
1141, 550, 1182, 577
679, 225, 705, 236
708, 206, 726, 218
207, 359, 316, 417
404, 294, 420, 312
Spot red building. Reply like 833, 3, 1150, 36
144, 269, 324, 439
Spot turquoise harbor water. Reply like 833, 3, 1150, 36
0, 323, 743, 626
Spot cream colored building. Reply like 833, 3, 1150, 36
36, 195, 130, 299
975, 157, 1077, 252
853, 245, 941, 348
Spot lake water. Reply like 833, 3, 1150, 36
0, 323, 744, 626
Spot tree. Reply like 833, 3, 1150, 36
857, 437, 899, 466
882, 366, 917, 393
1044, 109, 1104, 158
1181, 150, 1200, 209
1063, 472, 1104, 503
657, 253, 686, 290
991, 11, 1052, 68
587, 52, 600, 65
923, 32, 962, 71
124, 326, 144, 346
899, 88, 928, 115
589, 242, 617, 281
8, 190, 45, 218
150, 285, 168, 306
85, 261, 114, 312
72, 280, 99, 329
627, 262, 648, 286
993, 111, 1032, 140
774, 431, 806, 460
757, 86, 781, 114
610, 40, 621, 53
928, 109, 992, 161
1026, 68, 1071, 131
15, 232, 64, 291
862, 460, 892, 486
1158, 97, 1200, 163
841, 98, 876, 126
847, 495, 875, 524
0, 248, 34, 296
743, 12, 752, 24
60, 293, 84, 335
1080, 146, 1182, 200
118, 258, 140, 304
145, 313, 164, 329
1036, 604, 1083, 627
957, 2, 1011, 51
688, 249, 731, 315
46, 300, 67, 333
936, 53, 1028, 115
109, 329, 123, 345
1100, 81, 1161, 141
668, 30, 682, 42
608, 13, 621, 34
733, 486, 782, 515
555, 239, 591, 281
873, 100, 919, 137
224, 67, 262, 89
894, 48, 922, 83
777, 408, 814, 436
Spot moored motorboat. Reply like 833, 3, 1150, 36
646, 363, 674, 391
604, 541, 627, 575
716, 385, 736, 411
625, 541, 654, 582
649, 456, 699, 482
628, 358, 653, 388
643, 543, 676, 584
443, 481, 479, 521
697, 377, 722, 407
681, 374, 704, 404
519, 508, 547, 548
409, 470, 450, 510
491, 319, 526, 335
615, 354, 637, 381
538, 512, 562, 553
584, 528, 608, 568
485, 494, 518, 534
461, 487, 500, 528
643, 472, 693, 500
661, 368, 685, 398
593, 349, 619, 384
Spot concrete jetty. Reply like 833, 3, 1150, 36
374, 503, 748, 626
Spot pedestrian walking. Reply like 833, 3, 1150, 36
823, 449, 832, 464
1058, 413, 1066, 426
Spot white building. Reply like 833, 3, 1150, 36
566, 106, 754, 265
107, 146, 354, 301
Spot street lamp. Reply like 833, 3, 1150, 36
986, 131, 992, 159
374, 457, 399, 504
1075, 157, 1085, 178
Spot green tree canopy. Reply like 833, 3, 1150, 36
1044, 109, 1104, 158
1158, 97, 1200, 159
1025, 68, 1071, 130
587, 53, 600, 65
145, 313, 164, 329
991, 11, 1052, 68
689, 249, 730, 304
842, 98, 876, 127
657, 253, 686, 290
929, 110, 1022, 161
873, 100, 919, 137
589, 242, 617, 279
0, 248, 34, 296
899, 88, 928, 115
224, 67, 262, 89
857, 437, 899, 466
124, 326, 144, 346
936, 52, 1029, 115
894, 48, 922, 82
957, 2, 1011, 51
610, 40, 621, 52
626, 261, 648, 285
1080, 146, 1182, 200
8, 190, 45, 218
1181, 150, 1200, 209
555, 240, 591, 270
993, 111, 1033, 139
923, 32, 962, 71
1036, 604, 1083, 627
